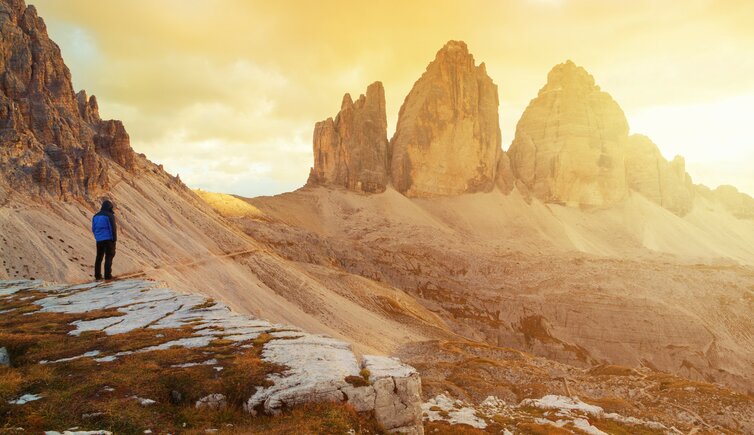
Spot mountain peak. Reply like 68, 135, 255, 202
509, 60, 628, 207
390, 41, 501, 197
541, 60, 597, 93
0, 0, 137, 199
308, 81, 389, 193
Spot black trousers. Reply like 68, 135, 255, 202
95, 240, 116, 279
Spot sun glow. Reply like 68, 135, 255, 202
31, 0, 754, 196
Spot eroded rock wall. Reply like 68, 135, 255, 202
508, 60, 629, 207
308, 81, 389, 193
625, 134, 695, 215
389, 41, 502, 197
0, 0, 136, 199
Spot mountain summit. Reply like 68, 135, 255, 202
308, 81, 389, 193
389, 40, 502, 197
0, 0, 135, 200
508, 60, 630, 207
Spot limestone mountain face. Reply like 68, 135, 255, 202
625, 134, 695, 215
308, 82, 388, 193
389, 41, 501, 197
496, 151, 515, 194
707, 185, 754, 220
0, 0, 135, 199
508, 60, 629, 207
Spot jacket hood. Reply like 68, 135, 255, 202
100, 200, 114, 212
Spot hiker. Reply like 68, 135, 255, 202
92, 199, 118, 280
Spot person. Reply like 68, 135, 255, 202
92, 199, 118, 280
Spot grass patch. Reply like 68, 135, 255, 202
0, 294, 383, 434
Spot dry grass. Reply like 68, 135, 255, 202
0, 295, 383, 434
587, 364, 638, 377
424, 420, 487, 434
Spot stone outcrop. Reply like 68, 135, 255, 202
4, 279, 425, 434
195, 393, 227, 410
308, 81, 389, 193
496, 151, 515, 194
625, 134, 695, 215
0, 0, 136, 199
247, 338, 424, 434
0, 346, 9, 366
508, 60, 629, 207
389, 40, 501, 197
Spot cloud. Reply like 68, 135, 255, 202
31, 0, 754, 196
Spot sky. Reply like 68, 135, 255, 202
32, 0, 754, 197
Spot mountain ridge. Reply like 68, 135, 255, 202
306, 41, 754, 219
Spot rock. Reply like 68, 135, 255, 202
94, 120, 134, 170
625, 134, 695, 215
195, 393, 227, 410
373, 375, 423, 433
496, 151, 515, 194
169, 390, 183, 405
0, 347, 9, 366
0, 0, 136, 199
508, 60, 629, 207
709, 185, 754, 220
308, 81, 389, 193
390, 40, 501, 197
342, 384, 376, 412
131, 396, 156, 407
362, 355, 417, 382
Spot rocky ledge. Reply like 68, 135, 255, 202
0, 279, 423, 434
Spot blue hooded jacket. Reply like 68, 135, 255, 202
92, 200, 117, 242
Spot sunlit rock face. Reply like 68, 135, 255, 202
0, 0, 135, 199
389, 40, 501, 197
625, 134, 695, 215
508, 60, 629, 207
709, 185, 754, 220
496, 151, 515, 194
308, 81, 389, 193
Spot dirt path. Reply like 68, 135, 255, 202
77, 248, 260, 283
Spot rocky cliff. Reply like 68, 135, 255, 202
389, 40, 501, 197
625, 134, 695, 215
303, 45, 752, 220
307, 82, 388, 193
508, 60, 629, 208
0, 0, 135, 200
701, 184, 754, 220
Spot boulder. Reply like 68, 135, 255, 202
308, 82, 389, 193
0, 347, 10, 366
342, 384, 376, 412
390, 40, 501, 197
373, 375, 423, 434
508, 60, 629, 207
195, 393, 227, 410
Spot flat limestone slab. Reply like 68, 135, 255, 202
0, 279, 424, 434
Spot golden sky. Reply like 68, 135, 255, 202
32, 0, 754, 197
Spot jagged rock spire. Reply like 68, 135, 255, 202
308, 81, 389, 193
389, 40, 502, 197
0, 0, 135, 199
